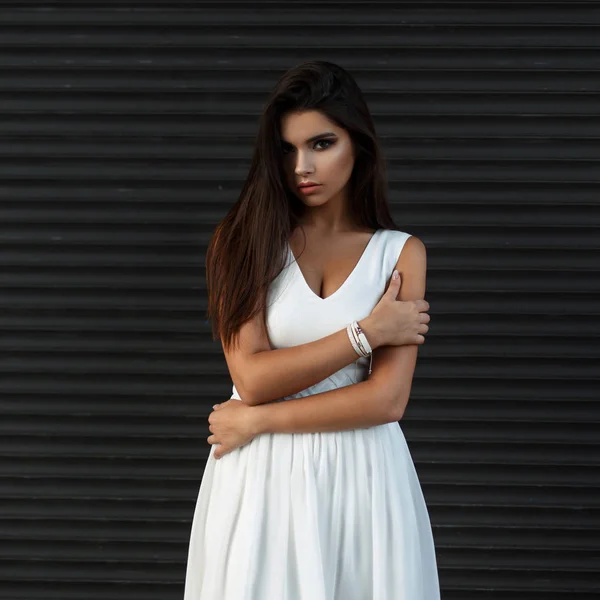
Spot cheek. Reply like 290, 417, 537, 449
322, 145, 354, 182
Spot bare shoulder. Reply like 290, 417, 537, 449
397, 233, 426, 263
393, 234, 427, 302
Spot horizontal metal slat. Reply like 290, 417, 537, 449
1, 5, 599, 27
1, 25, 600, 48
3, 114, 600, 138
3, 91, 600, 115
0, 69, 599, 94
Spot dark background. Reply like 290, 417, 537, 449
1, 1, 599, 598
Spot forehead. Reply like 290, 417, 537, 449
280, 110, 343, 141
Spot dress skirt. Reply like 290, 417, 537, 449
183, 418, 440, 600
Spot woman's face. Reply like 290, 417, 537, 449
280, 110, 356, 207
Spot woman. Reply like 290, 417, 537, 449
184, 60, 440, 599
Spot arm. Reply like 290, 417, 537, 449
224, 308, 384, 408
249, 236, 428, 433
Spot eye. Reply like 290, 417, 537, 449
314, 139, 334, 150
281, 138, 336, 155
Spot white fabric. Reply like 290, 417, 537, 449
183, 228, 441, 599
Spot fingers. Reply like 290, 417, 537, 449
414, 300, 431, 328
386, 270, 401, 294
415, 299, 430, 312
208, 436, 226, 460
213, 401, 228, 410
214, 446, 229, 460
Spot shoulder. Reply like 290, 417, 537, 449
379, 229, 426, 264
398, 234, 426, 264
380, 230, 427, 300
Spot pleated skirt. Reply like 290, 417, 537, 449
183, 420, 440, 600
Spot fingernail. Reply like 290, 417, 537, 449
392, 270, 398, 280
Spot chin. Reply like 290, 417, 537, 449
300, 197, 329, 207
295, 189, 330, 202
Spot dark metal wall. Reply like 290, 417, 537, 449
1, 2, 598, 598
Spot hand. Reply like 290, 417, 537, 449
365, 270, 431, 347
207, 399, 259, 459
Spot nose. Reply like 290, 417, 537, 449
294, 150, 314, 176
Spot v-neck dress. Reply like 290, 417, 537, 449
183, 228, 441, 600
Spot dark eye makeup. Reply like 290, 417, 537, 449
282, 137, 336, 154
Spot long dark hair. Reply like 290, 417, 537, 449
206, 60, 398, 352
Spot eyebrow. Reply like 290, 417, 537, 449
281, 131, 337, 146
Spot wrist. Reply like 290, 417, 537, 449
358, 316, 383, 350
249, 403, 271, 436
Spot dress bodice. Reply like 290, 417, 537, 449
230, 228, 413, 401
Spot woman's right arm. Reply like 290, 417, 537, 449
224, 271, 429, 407
224, 312, 382, 406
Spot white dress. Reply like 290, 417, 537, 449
183, 228, 441, 600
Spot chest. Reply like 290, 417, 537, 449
266, 232, 391, 349
288, 231, 378, 301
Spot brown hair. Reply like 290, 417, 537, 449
206, 60, 398, 352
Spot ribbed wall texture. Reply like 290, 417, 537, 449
1, 2, 599, 599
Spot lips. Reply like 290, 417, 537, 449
298, 182, 320, 189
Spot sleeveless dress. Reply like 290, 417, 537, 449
183, 228, 441, 600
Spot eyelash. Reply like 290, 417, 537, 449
282, 139, 335, 154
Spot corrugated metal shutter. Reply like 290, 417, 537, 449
1, 2, 598, 598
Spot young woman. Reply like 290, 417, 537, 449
183, 60, 440, 599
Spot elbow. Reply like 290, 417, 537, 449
370, 380, 406, 423
238, 373, 263, 406
237, 354, 266, 406
231, 371, 256, 406
238, 381, 257, 406
242, 394, 259, 407
388, 405, 405, 423
386, 392, 408, 422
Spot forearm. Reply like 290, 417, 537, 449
250, 378, 399, 434
243, 316, 382, 406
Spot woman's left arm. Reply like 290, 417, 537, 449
209, 236, 427, 457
